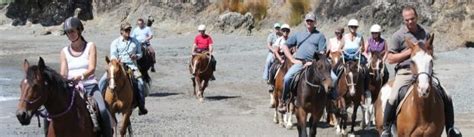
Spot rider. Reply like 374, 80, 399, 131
364, 24, 387, 59
59, 17, 112, 136
98, 22, 148, 115
381, 6, 461, 137
266, 23, 290, 107
326, 27, 344, 56
191, 24, 216, 80
263, 23, 282, 91
131, 18, 156, 72
278, 13, 332, 112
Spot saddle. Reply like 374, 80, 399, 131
395, 78, 447, 115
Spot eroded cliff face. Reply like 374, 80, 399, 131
3, 0, 472, 50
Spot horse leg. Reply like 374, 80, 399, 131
310, 111, 324, 137
120, 109, 133, 137
296, 108, 308, 137
201, 80, 209, 99
351, 103, 359, 133
285, 103, 295, 129
194, 77, 202, 100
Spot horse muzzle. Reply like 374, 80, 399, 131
16, 109, 33, 125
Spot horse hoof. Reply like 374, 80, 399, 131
198, 98, 204, 102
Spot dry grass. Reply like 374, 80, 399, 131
288, 0, 311, 26
218, 0, 268, 21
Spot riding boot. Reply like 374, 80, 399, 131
86, 96, 101, 132
381, 103, 396, 137
439, 88, 462, 137
136, 79, 148, 115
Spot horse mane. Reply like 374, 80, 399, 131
26, 65, 68, 92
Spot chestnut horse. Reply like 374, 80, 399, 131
272, 56, 294, 128
294, 53, 333, 137
324, 51, 342, 126
105, 56, 134, 137
190, 51, 214, 102
334, 59, 366, 135
16, 57, 95, 137
361, 51, 389, 129
375, 34, 445, 136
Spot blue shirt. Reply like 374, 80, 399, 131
110, 36, 142, 69
131, 26, 153, 43
285, 28, 327, 61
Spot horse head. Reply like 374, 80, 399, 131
329, 51, 342, 68
17, 57, 50, 125
192, 51, 211, 75
310, 52, 333, 93
105, 56, 126, 90
407, 33, 435, 97
344, 59, 360, 96
368, 51, 384, 81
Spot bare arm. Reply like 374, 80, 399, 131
272, 46, 283, 63
60, 50, 68, 79
386, 48, 412, 64
209, 44, 213, 55
84, 43, 97, 79
282, 45, 301, 64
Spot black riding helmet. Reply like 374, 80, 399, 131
63, 17, 84, 34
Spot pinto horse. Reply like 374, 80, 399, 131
190, 51, 214, 102
334, 59, 366, 135
272, 56, 294, 128
361, 51, 389, 128
105, 56, 134, 137
294, 53, 333, 137
16, 57, 96, 137
375, 34, 445, 136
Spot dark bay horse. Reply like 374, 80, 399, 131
104, 56, 134, 137
190, 51, 214, 102
334, 59, 366, 135
16, 57, 95, 137
361, 51, 389, 128
294, 53, 333, 137
272, 56, 294, 128
137, 43, 154, 96
375, 34, 445, 136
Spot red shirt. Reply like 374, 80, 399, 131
194, 34, 213, 49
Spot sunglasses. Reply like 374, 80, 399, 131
122, 28, 131, 32
349, 26, 358, 29
275, 27, 281, 30
305, 20, 314, 23
371, 32, 380, 35
335, 32, 342, 35
281, 29, 290, 33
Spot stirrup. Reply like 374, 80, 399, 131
86, 103, 101, 132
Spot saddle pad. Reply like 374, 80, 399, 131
396, 85, 414, 115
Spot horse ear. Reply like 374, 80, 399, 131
38, 57, 45, 71
105, 56, 110, 64
23, 59, 30, 73
313, 52, 321, 61
426, 33, 434, 55
405, 37, 416, 51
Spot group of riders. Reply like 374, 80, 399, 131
54, 14, 217, 136
262, 6, 461, 137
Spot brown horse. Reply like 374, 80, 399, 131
272, 56, 294, 128
324, 51, 342, 126
361, 51, 389, 129
16, 57, 96, 137
105, 56, 134, 137
190, 51, 214, 102
294, 53, 333, 137
375, 34, 445, 136
334, 59, 366, 135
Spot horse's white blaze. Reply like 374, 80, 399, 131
109, 67, 116, 89
348, 72, 355, 96
412, 51, 433, 97
193, 60, 198, 74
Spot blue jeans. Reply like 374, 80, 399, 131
84, 84, 113, 137
282, 63, 303, 101
263, 53, 274, 81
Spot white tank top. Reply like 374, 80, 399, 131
62, 43, 97, 86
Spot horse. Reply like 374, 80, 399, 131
272, 56, 295, 128
294, 53, 333, 137
16, 57, 96, 137
105, 56, 134, 137
375, 34, 445, 136
323, 51, 342, 126
361, 51, 389, 129
190, 51, 214, 102
333, 58, 367, 135
137, 43, 154, 96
